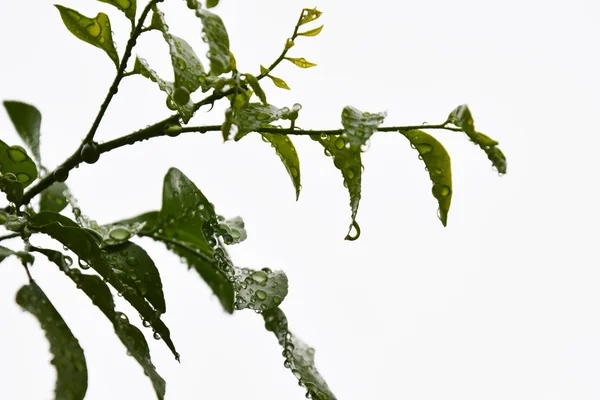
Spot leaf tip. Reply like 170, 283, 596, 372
344, 220, 361, 241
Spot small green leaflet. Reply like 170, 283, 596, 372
40, 182, 69, 212
54, 5, 119, 68
447, 104, 507, 174
16, 283, 88, 400
285, 57, 317, 68
97, 0, 137, 22
341, 106, 386, 149
297, 24, 324, 37
244, 73, 267, 105
195, 8, 232, 76
206, 0, 219, 8
299, 8, 323, 26
0, 173, 24, 204
3, 101, 42, 163
401, 130, 453, 226
263, 307, 336, 400
0, 139, 38, 188
312, 134, 363, 240
0, 245, 34, 265
38, 246, 165, 400
234, 103, 301, 140
259, 133, 302, 200
267, 75, 291, 90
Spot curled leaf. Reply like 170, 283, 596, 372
195, 8, 231, 76
259, 133, 301, 200
285, 57, 317, 68
297, 24, 324, 37
299, 8, 323, 26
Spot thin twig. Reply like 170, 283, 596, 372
0, 233, 20, 242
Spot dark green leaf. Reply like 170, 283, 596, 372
0, 139, 38, 187
0, 173, 24, 204
54, 5, 119, 68
259, 133, 301, 200
233, 267, 287, 311
341, 106, 386, 149
40, 182, 69, 212
284, 57, 317, 68
206, 0, 219, 8
195, 9, 231, 76
299, 8, 323, 26
402, 130, 452, 226
16, 282, 88, 400
447, 104, 506, 174
0, 245, 34, 265
243, 73, 267, 105
263, 307, 336, 400
3, 101, 42, 163
312, 135, 362, 240
233, 103, 301, 141
97, 0, 136, 22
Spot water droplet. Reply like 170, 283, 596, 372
345, 169, 354, 180
251, 270, 268, 283
290, 167, 299, 178
292, 369, 302, 379
108, 227, 131, 241
16, 173, 30, 183
255, 290, 267, 300
323, 148, 332, 157
126, 256, 138, 266
7, 146, 27, 162
434, 168, 443, 175
64, 256, 73, 267
432, 184, 451, 198
115, 312, 128, 323
153, 332, 161, 340
273, 295, 282, 305
142, 320, 151, 328
416, 143, 433, 155
334, 137, 345, 150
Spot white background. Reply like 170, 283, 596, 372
1, 0, 599, 399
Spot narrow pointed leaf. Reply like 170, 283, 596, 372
244, 73, 267, 105
297, 24, 324, 37
3, 101, 42, 163
233, 267, 288, 311
267, 74, 291, 90
259, 133, 301, 200
195, 9, 232, 76
40, 182, 69, 212
0, 245, 34, 265
402, 130, 452, 226
0, 139, 38, 188
97, 0, 136, 22
54, 5, 119, 68
16, 283, 88, 400
260, 65, 269, 75
312, 135, 362, 240
234, 103, 301, 140
0, 173, 24, 204
299, 8, 323, 26
263, 307, 336, 400
341, 106, 386, 148
285, 57, 317, 68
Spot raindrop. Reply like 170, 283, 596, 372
251, 270, 268, 284
126, 256, 138, 266
8, 146, 27, 162
255, 290, 267, 300
108, 227, 131, 241
64, 256, 73, 267
142, 320, 151, 328
153, 332, 161, 340
334, 137, 345, 150
416, 143, 433, 155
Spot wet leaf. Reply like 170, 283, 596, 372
40, 182, 69, 212
263, 307, 336, 400
297, 24, 324, 37
244, 73, 267, 105
214, 216, 247, 245
447, 104, 506, 174
206, 0, 219, 8
195, 8, 231, 76
0, 173, 24, 204
54, 5, 119, 68
285, 57, 317, 68
312, 135, 363, 240
259, 133, 301, 200
0, 245, 34, 265
234, 103, 301, 140
267, 74, 291, 90
299, 8, 323, 26
97, 0, 136, 22
3, 101, 42, 163
233, 267, 288, 311
341, 106, 386, 149
16, 282, 88, 400
0, 139, 38, 188
402, 130, 453, 226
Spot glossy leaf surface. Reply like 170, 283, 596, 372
0, 139, 38, 188
3, 101, 42, 163
244, 73, 267, 105
341, 106, 386, 149
259, 133, 301, 200
98, 0, 136, 22
285, 57, 317, 68
233, 267, 288, 311
40, 182, 69, 212
0, 173, 24, 204
297, 24, 323, 37
234, 103, 301, 140
195, 9, 231, 76
267, 74, 291, 90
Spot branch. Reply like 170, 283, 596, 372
0, 233, 20, 242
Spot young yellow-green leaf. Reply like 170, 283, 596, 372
402, 130, 453, 226
297, 24, 324, 37
447, 104, 507, 174
3, 101, 42, 163
195, 9, 231, 76
260, 64, 269, 75
16, 283, 88, 400
341, 106, 386, 149
263, 307, 336, 400
0, 245, 34, 265
259, 133, 301, 200
54, 5, 119, 68
267, 74, 291, 90
132, 57, 195, 123
299, 8, 323, 26
312, 135, 363, 240
0, 139, 38, 188
97, 0, 136, 22
285, 57, 317, 68
0, 173, 24, 204
40, 182, 69, 212
37, 246, 165, 400
233, 267, 288, 311
244, 73, 267, 105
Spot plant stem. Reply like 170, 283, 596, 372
0, 233, 20, 242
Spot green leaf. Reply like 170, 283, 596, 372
214, 216, 247, 245
0, 139, 38, 188
244, 73, 267, 105
297, 24, 324, 37
38, 247, 165, 399
16, 282, 88, 400
40, 182, 69, 212
29, 212, 179, 360
284, 57, 317, 68
233, 267, 288, 311
0, 245, 34, 265
151, 7, 207, 93
0, 173, 24, 204
341, 106, 386, 149
402, 130, 453, 226
97, 0, 136, 22
267, 74, 291, 90
299, 8, 323, 26
3, 101, 42, 163
54, 5, 119, 68
260, 64, 269, 75
263, 307, 336, 400
195, 9, 232, 76
447, 105, 507, 174
259, 133, 301, 200
312, 135, 363, 240
206, 0, 219, 8
234, 103, 301, 140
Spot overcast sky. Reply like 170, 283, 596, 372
1, 0, 600, 399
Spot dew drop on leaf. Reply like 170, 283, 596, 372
255, 289, 267, 300
108, 227, 131, 241
251, 270, 268, 283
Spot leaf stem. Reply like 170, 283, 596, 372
21, 261, 33, 282
0, 233, 20, 242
